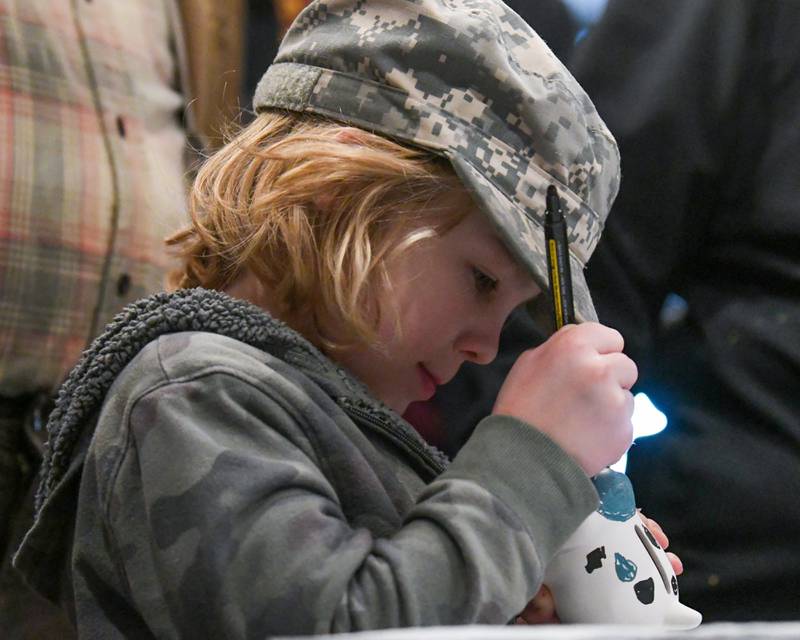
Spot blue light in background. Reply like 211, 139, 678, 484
560, 0, 609, 26
611, 392, 668, 473
560, 0, 609, 42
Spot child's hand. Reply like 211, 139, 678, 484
493, 322, 637, 476
639, 510, 684, 575
515, 585, 558, 624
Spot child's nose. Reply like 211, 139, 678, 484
454, 324, 501, 365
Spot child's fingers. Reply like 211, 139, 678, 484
604, 351, 639, 390
516, 585, 559, 625
666, 551, 684, 576
554, 321, 624, 355
638, 512, 683, 574
638, 510, 670, 548
583, 322, 625, 354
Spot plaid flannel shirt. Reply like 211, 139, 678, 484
0, 0, 190, 396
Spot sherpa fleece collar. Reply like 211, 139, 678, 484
14, 288, 448, 602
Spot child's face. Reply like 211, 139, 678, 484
335, 206, 541, 414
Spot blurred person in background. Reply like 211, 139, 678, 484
572, 0, 800, 621
0, 1, 242, 636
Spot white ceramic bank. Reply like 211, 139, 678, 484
544, 469, 702, 628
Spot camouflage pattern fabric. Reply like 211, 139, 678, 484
254, 0, 620, 324
14, 289, 597, 635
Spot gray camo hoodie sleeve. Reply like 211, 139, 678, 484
75, 332, 597, 637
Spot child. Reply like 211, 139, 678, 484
16, 0, 650, 635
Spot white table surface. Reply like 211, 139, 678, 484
276, 622, 800, 640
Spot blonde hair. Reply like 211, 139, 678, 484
167, 110, 469, 350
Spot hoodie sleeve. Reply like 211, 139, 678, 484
92, 360, 596, 637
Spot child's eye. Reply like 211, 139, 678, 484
472, 267, 498, 295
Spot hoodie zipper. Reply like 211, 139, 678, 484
341, 402, 448, 481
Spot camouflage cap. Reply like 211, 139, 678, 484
253, 0, 620, 324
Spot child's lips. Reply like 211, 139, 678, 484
417, 363, 439, 400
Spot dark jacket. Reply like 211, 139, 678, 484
572, 0, 800, 620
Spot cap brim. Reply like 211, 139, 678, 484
447, 155, 598, 331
